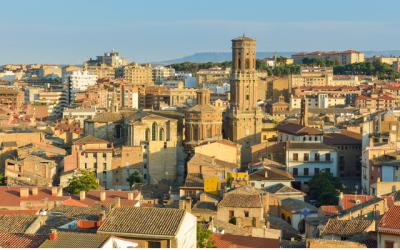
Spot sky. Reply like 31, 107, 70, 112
1, 0, 399, 64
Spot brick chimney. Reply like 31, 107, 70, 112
20, 187, 29, 198
57, 187, 63, 197
49, 229, 58, 241
80, 191, 86, 201
100, 191, 106, 202
128, 192, 134, 201
51, 187, 58, 196
31, 187, 38, 196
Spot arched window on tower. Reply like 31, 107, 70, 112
159, 128, 164, 141
152, 122, 157, 141
145, 128, 150, 142
245, 58, 250, 69
238, 58, 241, 69
207, 126, 212, 138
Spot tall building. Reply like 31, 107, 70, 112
224, 35, 263, 165
66, 70, 98, 104
123, 63, 154, 86
152, 66, 175, 84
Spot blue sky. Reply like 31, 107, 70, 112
0, 0, 399, 64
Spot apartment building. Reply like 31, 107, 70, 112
152, 66, 175, 84
292, 50, 365, 65
196, 67, 230, 87
356, 94, 397, 113
66, 70, 98, 103
0, 86, 24, 110
123, 63, 154, 86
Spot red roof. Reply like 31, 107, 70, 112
378, 205, 400, 235
340, 194, 375, 210
0, 187, 70, 207
70, 190, 140, 207
320, 205, 341, 215
212, 234, 280, 248
0, 210, 38, 215
0, 232, 47, 248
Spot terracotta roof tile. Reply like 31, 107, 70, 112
378, 205, 400, 235
276, 123, 322, 136
340, 194, 375, 210
0, 232, 47, 248
98, 207, 186, 237
39, 232, 110, 248
0, 215, 37, 233
212, 234, 280, 248
218, 187, 262, 208
321, 219, 374, 236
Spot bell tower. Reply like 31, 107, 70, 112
224, 35, 263, 165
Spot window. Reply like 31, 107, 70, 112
159, 128, 164, 141
103, 153, 106, 158
246, 94, 250, 100
339, 155, 345, 163
314, 136, 318, 141
145, 128, 150, 141
244, 211, 249, 217
304, 168, 309, 176
293, 168, 298, 177
229, 210, 234, 218
315, 153, 320, 161
304, 153, 309, 162
293, 153, 298, 161
148, 241, 161, 248
385, 241, 394, 248
152, 122, 157, 141
326, 153, 331, 161
315, 168, 320, 175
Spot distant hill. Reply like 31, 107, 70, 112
153, 50, 400, 65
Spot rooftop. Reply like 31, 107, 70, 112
39, 232, 110, 248
218, 186, 262, 208
276, 122, 322, 136
0, 232, 47, 248
378, 205, 400, 235
321, 219, 374, 237
98, 207, 186, 237
280, 198, 317, 213
212, 233, 280, 248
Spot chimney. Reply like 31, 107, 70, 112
57, 187, 63, 197
99, 210, 106, 222
115, 197, 121, 208
79, 191, 86, 201
49, 229, 58, 241
20, 187, 29, 198
128, 192, 134, 201
100, 191, 106, 202
31, 187, 38, 196
51, 187, 58, 196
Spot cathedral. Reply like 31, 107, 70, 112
224, 35, 263, 165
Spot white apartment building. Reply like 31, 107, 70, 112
290, 94, 346, 109
67, 70, 98, 103
63, 107, 99, 126
153, 66, 175, 84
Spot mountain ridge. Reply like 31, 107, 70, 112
151, 50, 400, 65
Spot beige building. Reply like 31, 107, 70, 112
123, 63, 154, 86
169, 83, 197, 107
292, 50, 365, 65
367, 56, 400, 65
111, 146, 144, 190
290, 67, 333, 88
83, 64, 116, 79
194, 140, 241, 167
224, 35, 263, 165
185, 89, 223, 147
5, 155, 56, 186
127, 114, 180, 184
196, 67, 230, 87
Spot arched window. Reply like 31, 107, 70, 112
207, 126, 212, 138
166, 121, 170, 141
145, 128, 150, 141
152, 122, 157, 141
159, 128, 164, 141
193, 126, 198, 141
245, 58, 250, 69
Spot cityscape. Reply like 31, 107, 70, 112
1, 0, 400, 249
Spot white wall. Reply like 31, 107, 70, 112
175, 212, 197, 248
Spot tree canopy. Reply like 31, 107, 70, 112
308, 171, 342, 207
197, 224, 215, 248
65, 171, 100, 194
126, 172, 141, 188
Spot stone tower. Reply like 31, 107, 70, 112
224, 35, 263, 165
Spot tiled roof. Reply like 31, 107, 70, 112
324, 131, 362, 145
212, 234, 280, 248
73, 135, 109, 145
39, 232, 110, 248
319, 205, 341, 215
187, 103, 217, 113
0, 215, 37, 233
306, 239, 367, 248
218, 187, 262, 208
321, 219, 374, 236
182, 173, 204, 188
280, 198, 317, 213
188, 153, 237, 170
264, 183, 304, 195
340, 194, 375, 210
70, 190, 140, 207
378, 205, 400, 235
340, 197, 383, 216
0, 186, 70, 207
276, 123, 322, 136
98, 207, 186, 237
232, 35, 255, 42
0, 232, 47, 248
192, 201, 217, 213
249, 166, 294, 181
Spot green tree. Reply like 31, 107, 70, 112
0, 173, 5, 186
65, 171, 100, 194
308, 171, 342, 207
197, 224, 215, 248
126, 172, 141, 188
